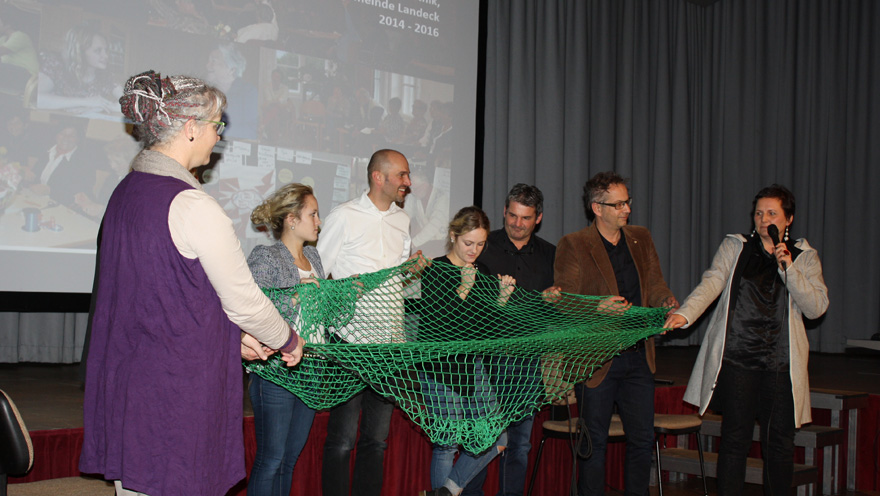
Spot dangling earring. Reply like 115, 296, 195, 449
450, 237, 454, 243
750, 229, 756, 238
784, 226, 789, 242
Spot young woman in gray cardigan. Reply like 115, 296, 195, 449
246, 183, 325, 496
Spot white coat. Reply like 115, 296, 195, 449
677, 234, 829, 428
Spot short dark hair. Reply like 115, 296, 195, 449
367, 149, 404, 187
582, 171, 628, 222
505, 183, 544, 216
752, 184, 796, 220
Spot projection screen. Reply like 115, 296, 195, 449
0, 0, 479, 293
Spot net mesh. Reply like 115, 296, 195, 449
244, 258, 669, 453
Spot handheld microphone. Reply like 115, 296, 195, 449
767, 224, 781, 245
767, 224, 789, 268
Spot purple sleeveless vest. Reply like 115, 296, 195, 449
80, 171, 245, 495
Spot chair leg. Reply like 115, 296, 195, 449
696, 432, 708, 496
655, 436, 664, 496
526, 436, 548, 496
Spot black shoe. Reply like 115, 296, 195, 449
417, 488, 453, 496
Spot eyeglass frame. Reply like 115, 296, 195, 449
195, 118, 226, 135
595, 198, 633, 210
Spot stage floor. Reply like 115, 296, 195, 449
2, 346, 879, 496
2, 345, 879, 432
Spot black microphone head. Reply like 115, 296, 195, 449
767, 224, 780, 244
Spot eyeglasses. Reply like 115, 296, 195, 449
196, 119, 226, 135
595, 198, 633, 210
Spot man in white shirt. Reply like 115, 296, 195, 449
318, 148, 413, 496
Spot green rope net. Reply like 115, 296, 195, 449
244, 258, 669, 453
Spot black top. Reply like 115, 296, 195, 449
415, 256, 504, 342
414, 256, 502, 393
724, 235, 797, 371
478, 229, 556, 292
600, 231, 642, 306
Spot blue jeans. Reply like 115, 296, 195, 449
462, 357, 541, 496
321, 388, 394, 496
423, 358, 507, 491
247, 374, 316, 496
461, 416, 534, 496
431, 432, 508, 492
575, 347, 655, 496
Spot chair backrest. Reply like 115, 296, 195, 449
0, 389, 34, 477
548, 389, 577, 421
550, 389, 577, 406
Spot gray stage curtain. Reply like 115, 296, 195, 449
0, 311, 90, 363
483, 0, 880, 351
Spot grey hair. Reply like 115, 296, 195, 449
119, 71, 226, 148
582, 171, 628, 222
505, 183, 544, 216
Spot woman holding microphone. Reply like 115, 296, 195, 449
665, 184, 828, 495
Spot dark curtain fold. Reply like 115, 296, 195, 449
483, 0, 880, 351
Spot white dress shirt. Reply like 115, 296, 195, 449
317, 191, 411, 343
318, 192, 411, 279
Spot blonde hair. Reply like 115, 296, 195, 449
447, 206, 490, 250
250, 183, 315, 239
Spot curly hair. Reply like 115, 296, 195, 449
582, 171, 628, 222
250, 183, 315, 239
447, 206, 490, 251
119, 70, 226, 148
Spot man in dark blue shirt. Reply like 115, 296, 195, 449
462, 183, 557, 496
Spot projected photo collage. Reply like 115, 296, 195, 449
1, 0, 466, 269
